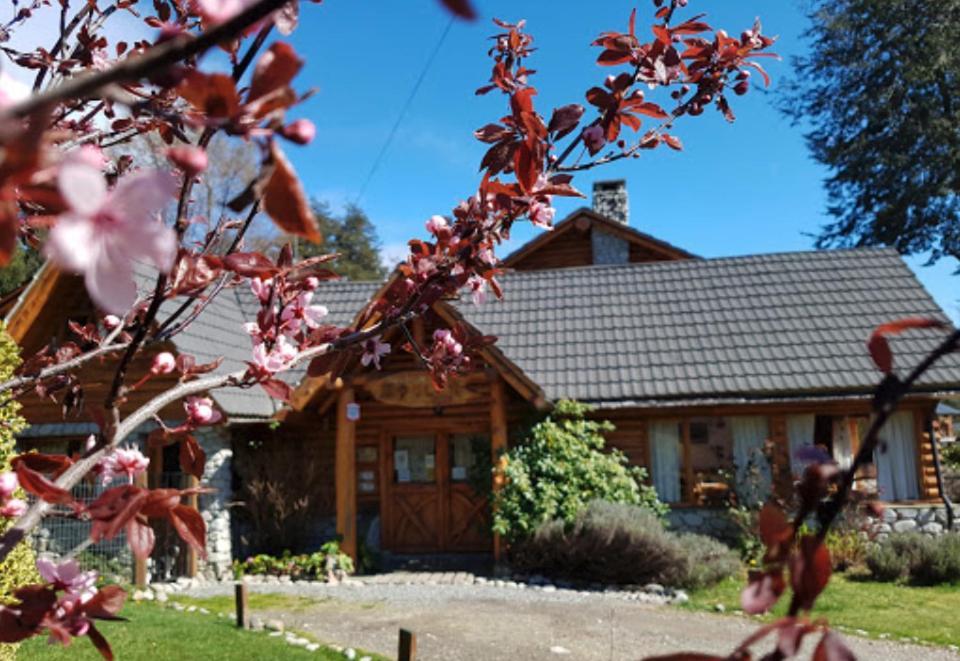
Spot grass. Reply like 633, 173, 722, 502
174, 592, 329, 613
18, 601, 377, 660
682, 572, 960, 647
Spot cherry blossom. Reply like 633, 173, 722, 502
280, 292, 328, 332
360, 337, 390, 369
433, 328, 464, 358
97, 446, 149, 486
528, 199, 556, 229
250, 277, 273, 303
36, 558, 98, 602
281, 119, 316, 145
102, 315, 121, 330
84, 434, 97, 453
251, 334, 298, 373
466, 275, 487, 305
150, 352, 177, 375
0, 471, 16, 501
195, 0, 255, 26
0, 499, 26, 518
185, 396, 223, 425
426, 214, 450, 236
167, 146, 209, 176
45, 157, 178, 315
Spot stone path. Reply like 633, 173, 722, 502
176, 576, 960, 661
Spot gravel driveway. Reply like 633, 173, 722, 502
181, 581, 959, 661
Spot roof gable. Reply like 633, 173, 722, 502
502, 207, 696, 271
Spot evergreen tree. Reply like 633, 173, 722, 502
300, 201, 386, 281
780, 1, 960, 262
0, 244, 43, 298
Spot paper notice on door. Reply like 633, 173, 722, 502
451, 466, 467, 481
394, 450, 409, 472
396, 468, 411, 483
424, 454, 435, 469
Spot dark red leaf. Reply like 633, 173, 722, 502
263, 142, 321, 243
177, 70, 239, 118
758, 503, 791, 547
741, 570, 785, 615
247, 42, 303, 104
790, 535, 832, 612
168, 505, 207, 558
663, 133, 683, 151
86, 623, 114, 661
474, 123, 512, 144
223, 252, 280, 278
83, 585, 127, 620
260, 378, 292, 402
438, 0, 475, 20
11, 461, 73, 505
178, 435, 206, 480
87, 486, 148, 542
868, 317, 946, 373
813, 631, 856, 661
547, 104, 584, 140
124, 516, 155, 561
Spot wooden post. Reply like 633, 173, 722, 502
398, 628, 417, 661
336, 387, 358, 561
235, 583, 248, 629
133, 470, 148, 588
186, 474, 200, 578
490, 377, 508, 562
681, 420, 694, 504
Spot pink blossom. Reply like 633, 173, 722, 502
0, 471, 17, 501
46, 158, 177, 315
0, 498, 26, 518
433, 329, 463, 358
251, 334, 298, 373
280, 292, 328, 332
477, 247, 497, 267
167, 145, 208, 176
250, 277, 273, 303
304, 276, 320, 290
528, 199, 556, 230
281, 119, 316, 145
425, 215, 449, 236
102, 315, 121, 330
36, 557, 98, 602
84, 435, 97, 453
466, 275, 487, 306
185, 396, 223, 425
194, 0, 254, 26
151, 351, 177, 375
361, 337, 390, 369
97, 445, 149, 486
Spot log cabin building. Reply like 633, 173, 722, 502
6, 180, 960, 577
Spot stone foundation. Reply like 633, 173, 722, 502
667, 507, 739, 541
196, 427, 233, 580
873, 503, 955, 538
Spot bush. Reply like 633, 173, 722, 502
232, 541, 354, 581
866, 533, 960, 585
825, 529, 870, 572
0, 325, 37, 661
493, 400, 666, 543
941, 441, 960, 470
512, 501, 738, 589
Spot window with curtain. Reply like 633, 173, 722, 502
875, 411, 920, 501
729, 416, 771, 504
649, 420, 681, 503
787, 414, 816, 477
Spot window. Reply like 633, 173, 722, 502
689, 417, 734, 505
449, 434, 490, 483
394, 436, 435, 484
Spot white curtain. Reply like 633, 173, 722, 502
649, 420, 681, 503
730, 416, 771, 504
832, 418, 854, 470
787, 414, 816, 476
875, 411, 920, 502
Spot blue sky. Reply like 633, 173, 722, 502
278, 0, 959, 320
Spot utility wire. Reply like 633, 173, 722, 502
353, 15, 455, 205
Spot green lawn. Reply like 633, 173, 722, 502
683, 573, 960, 647
18, 600, 372, 660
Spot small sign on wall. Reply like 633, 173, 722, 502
346, 402, 361, 421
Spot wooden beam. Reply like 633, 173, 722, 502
336, 387, 358, 561
681, 420, 694, 504
133, 469, 148, 587
6, 265, 61, 343
490, 376, 508, 562
186, 474, 199, 579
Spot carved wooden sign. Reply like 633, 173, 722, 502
365, 371, 485, 408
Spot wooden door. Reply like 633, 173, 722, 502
382, 432, 492, 553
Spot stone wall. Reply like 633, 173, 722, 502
196, 427, 233, 580
873, 504, 955, 539
667, 507, 739, 541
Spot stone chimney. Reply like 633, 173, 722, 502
592, 180, 629, 224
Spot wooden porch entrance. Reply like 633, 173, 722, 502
381, 431, 492, 553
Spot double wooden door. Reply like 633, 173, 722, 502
381, 431, 492, 553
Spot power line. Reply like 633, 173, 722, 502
353, 15, 455, 205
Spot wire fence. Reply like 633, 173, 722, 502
30, 471, 192, 583
31, 478, 133, 582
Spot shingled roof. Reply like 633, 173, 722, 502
453, 247, 960, 406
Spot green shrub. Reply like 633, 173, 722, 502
512, 501, 738, 589
825, 529, 870, 572
493, 400, 666, 543
941, 441, 960, 470
866, 533, 960, 585
0, 324, 37, 661
232, 541, 354, 581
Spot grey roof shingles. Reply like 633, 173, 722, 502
140, 247, 960, 416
